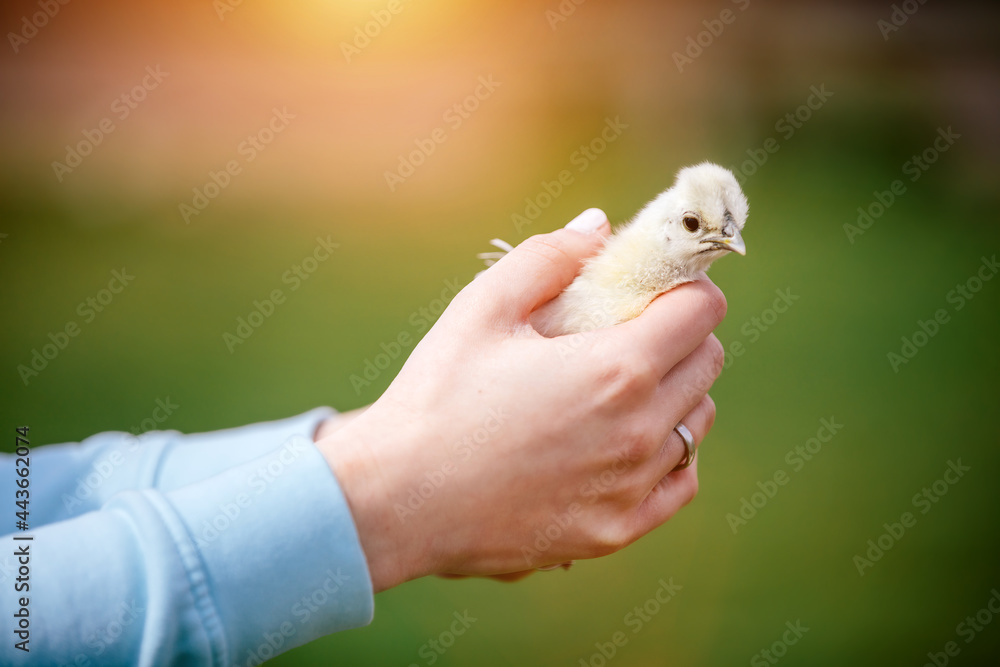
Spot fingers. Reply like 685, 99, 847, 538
436, 570, 538, 582
473, 209, 611, 324
635, 335, 720, 483
602, 276, 727, 380
631, 395, 716, 536
655, 393, 715, 478
657, 334, 725, 426
599, 335, 721, 485
633, 458, 700, 537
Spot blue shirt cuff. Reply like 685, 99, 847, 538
161, 434, 375, 658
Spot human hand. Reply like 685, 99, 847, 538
317, 210, 726, 592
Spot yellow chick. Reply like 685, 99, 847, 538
529, 162, 748, 336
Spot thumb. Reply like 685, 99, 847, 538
477, 209, 610, 324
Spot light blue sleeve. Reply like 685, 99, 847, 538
16, 407, 338, 526
0, 410, 375, 665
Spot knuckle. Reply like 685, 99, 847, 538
595, 362, 637, 406
682, 338, 724, 401
596, 354, 657, 406
585, 523, 632, 558
521, 234, 573, 270
700, 281, 728, 324
707, 335, 725, 379
617, 429, 655, 468
703, 395, 717, 432
683, 476, 700, 507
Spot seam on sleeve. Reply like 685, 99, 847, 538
145, 431, 185, 489
142, 490, 230, 667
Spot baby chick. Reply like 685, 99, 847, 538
479, 162, 748, 336
529, 162, 748, 336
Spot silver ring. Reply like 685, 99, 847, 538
673, 423, 696, 470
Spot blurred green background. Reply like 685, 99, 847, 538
2, 0, 999, 664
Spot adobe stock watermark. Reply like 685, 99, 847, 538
548, 286, 798, 371
384, 75, 501, 192
235, 569, 351, 667
551, 308, 616, 362
406, 610, 478, 667
179, 106, 295, 223
725, 417, 844, 535
0, 553, 17, 586
17, 268, 135, 386
545, 0, 587, 30
920, 588, 1000, 667
511, 116, 628, 234
349, 277, 465, 394
844, 126, 960, 244
213, 0, 243, 21
521, 452, 634, 567
729, 84, 833, 185
222, 236, 340, 353
853, 459, 971, 576
886, 254, 996, 373
130, 396, 180, 435
51, 65, 169, 182
750, 620, 810, 666
60, 437, 139, 513
59, 398, 180, 513
340, 0, 415, 63
75, 600, 145, 664
723, 287, 800, 370
7, 0, 71, 54
193, 436, 312, 548
878, 0, 929, 41
672, 0, 751, 73
393, 407, 509, 523
578, 578, 682, 667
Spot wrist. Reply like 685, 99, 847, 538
313, 405, 371, 441
316, 419, 436, 592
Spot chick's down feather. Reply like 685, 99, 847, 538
480, 162, 749, 337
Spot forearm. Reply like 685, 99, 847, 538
1, 438, 374, 665
1, 408, 336, 526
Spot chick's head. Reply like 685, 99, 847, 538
649, 162, 749, 274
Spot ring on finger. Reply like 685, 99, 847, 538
672, 422, 696, 471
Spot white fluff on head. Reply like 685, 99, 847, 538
670, 162, 748, 232
530, 162, 749, 336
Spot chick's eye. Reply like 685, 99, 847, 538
682, 216, 700, 232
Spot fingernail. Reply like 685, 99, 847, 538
565, 208, 608, 234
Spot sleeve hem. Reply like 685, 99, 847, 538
163, 436, 375, 657
142, 491, 231, 666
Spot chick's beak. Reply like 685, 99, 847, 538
703, 225, 747, 256
722, 227, 747, 256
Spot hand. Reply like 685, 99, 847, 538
316, 211, 726, 592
